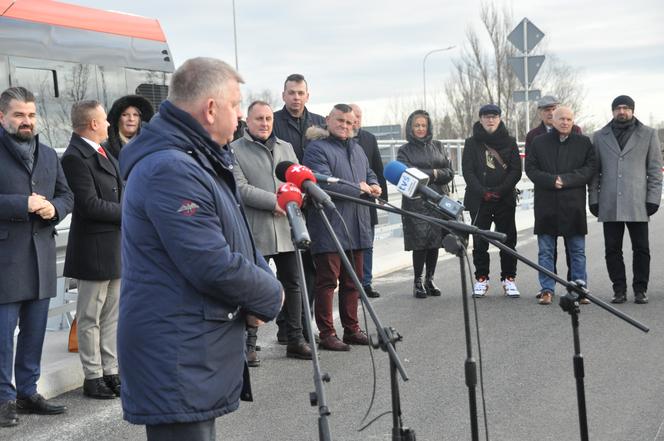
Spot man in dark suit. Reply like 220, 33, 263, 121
0, 87, 72, 427
272, 74, 325, 343
350, 104, 387, 298
61, 100, 122, 400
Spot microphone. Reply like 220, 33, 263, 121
275, 161, 335, 210
312, 172, 340, 184
384, 160, 464, 219
277, 183, 311, 249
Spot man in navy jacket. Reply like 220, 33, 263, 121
0, 87, 73, 427
118, 58, 283, 441
303, 104, 381, 351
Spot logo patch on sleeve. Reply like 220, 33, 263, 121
177, 200, 200, 216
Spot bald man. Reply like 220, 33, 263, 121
525, 107, 597, 305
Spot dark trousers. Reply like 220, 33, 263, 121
314, 251, 363, 339
470, 201, 517, 279
268, 252, 304, 344
276, 250, 316, 339
146, 418, 216, 441
603, 221, 650, 293
0, 298, 50, 401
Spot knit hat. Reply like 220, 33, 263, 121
611, 95, 635, 110
479, 104, 501, 117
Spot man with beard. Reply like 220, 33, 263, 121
462, 104, 522, 298
0, 87, 73, 427
589, 95, 662, 304
526, 107, 596, 305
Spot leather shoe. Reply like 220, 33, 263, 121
424, 278, 441, 296
579, 297, 591, 305
538, 291, 553, 305
363, 285, 381, 298
286, 341, 313, 360
83, 378, 116, 400
247, 349, 260, 367
319, 335, 350, 351
413, 277, 427, 298
634, 292, 649, 304
0, 400, 18, 427
611, 292, 627, 304
16, 393, 67, 414
342, 330, 370, 346
276, 328, 288, 345
103, 374, 121, 397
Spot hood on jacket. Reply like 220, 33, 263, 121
120, 100, 222, 181
106, 95, 155, 158
305, 125, 329, 141
405, 110, 433, 145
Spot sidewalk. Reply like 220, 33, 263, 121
36, 182, 538, 399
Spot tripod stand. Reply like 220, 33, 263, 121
311, 201, 416, 441
323, 189, 649, 441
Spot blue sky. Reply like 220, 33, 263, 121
76, 0, 664, 129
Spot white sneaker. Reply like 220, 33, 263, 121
502, 277, 520, 298
473, 277, 489, 298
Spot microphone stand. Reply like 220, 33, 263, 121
324, 189, 649, 441
289, 230, 333, 441
311, 200, 416, 441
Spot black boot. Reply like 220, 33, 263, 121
413, 277, 427, 298
424, 274, 441, 297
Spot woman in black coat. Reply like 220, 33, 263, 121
397, 110, 455, 298
104, 95, 154, 160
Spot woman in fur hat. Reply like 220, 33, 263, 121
104, 95, 154, 160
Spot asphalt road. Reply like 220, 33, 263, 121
5, 214, 664, 441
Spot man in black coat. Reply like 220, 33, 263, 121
272, 74, 325, 343
0, 87, 72, 427
273, 73, 325, 162
462, 104, 522, 298
350, 104, 387, 298
525, 107, 596, 305
61, 100, 122, 400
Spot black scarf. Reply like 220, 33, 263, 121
611, 117, 638, 150
249, 132, 276, 151
472, 121, 512, 151
7, 134, 36, 171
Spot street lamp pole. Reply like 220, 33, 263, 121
422, 45, 456, 110
232, 0, 239, 71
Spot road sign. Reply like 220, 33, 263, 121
508, 55, 545, 88
513, 90, 541, 103
508, 18, 545, 54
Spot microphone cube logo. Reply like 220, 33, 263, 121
397, 173, 419, 198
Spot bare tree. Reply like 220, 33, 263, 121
444, 2, 585, 140
244, 88, 280, 110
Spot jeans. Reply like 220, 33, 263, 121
362, 225, 375, 287
0, 298, 50, 401
537, 234, 586, 294
603, 222, 650, 293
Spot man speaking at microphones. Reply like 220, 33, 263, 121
302, 104, 381, 351
231, 101, 312, 363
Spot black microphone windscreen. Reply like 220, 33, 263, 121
275, 161, 295, 182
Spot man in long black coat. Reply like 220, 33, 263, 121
61, 100, 123, 400
350, 104, 387, 298
525, 106, 596, 305
0, 87, 72, 426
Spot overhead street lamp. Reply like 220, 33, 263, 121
422, 45, 456, 110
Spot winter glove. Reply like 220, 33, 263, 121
646, 203, 659, 217
482, 191, 501, 202
589, 204, 599, 217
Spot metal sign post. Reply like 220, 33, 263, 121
507, 18, 545, 134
